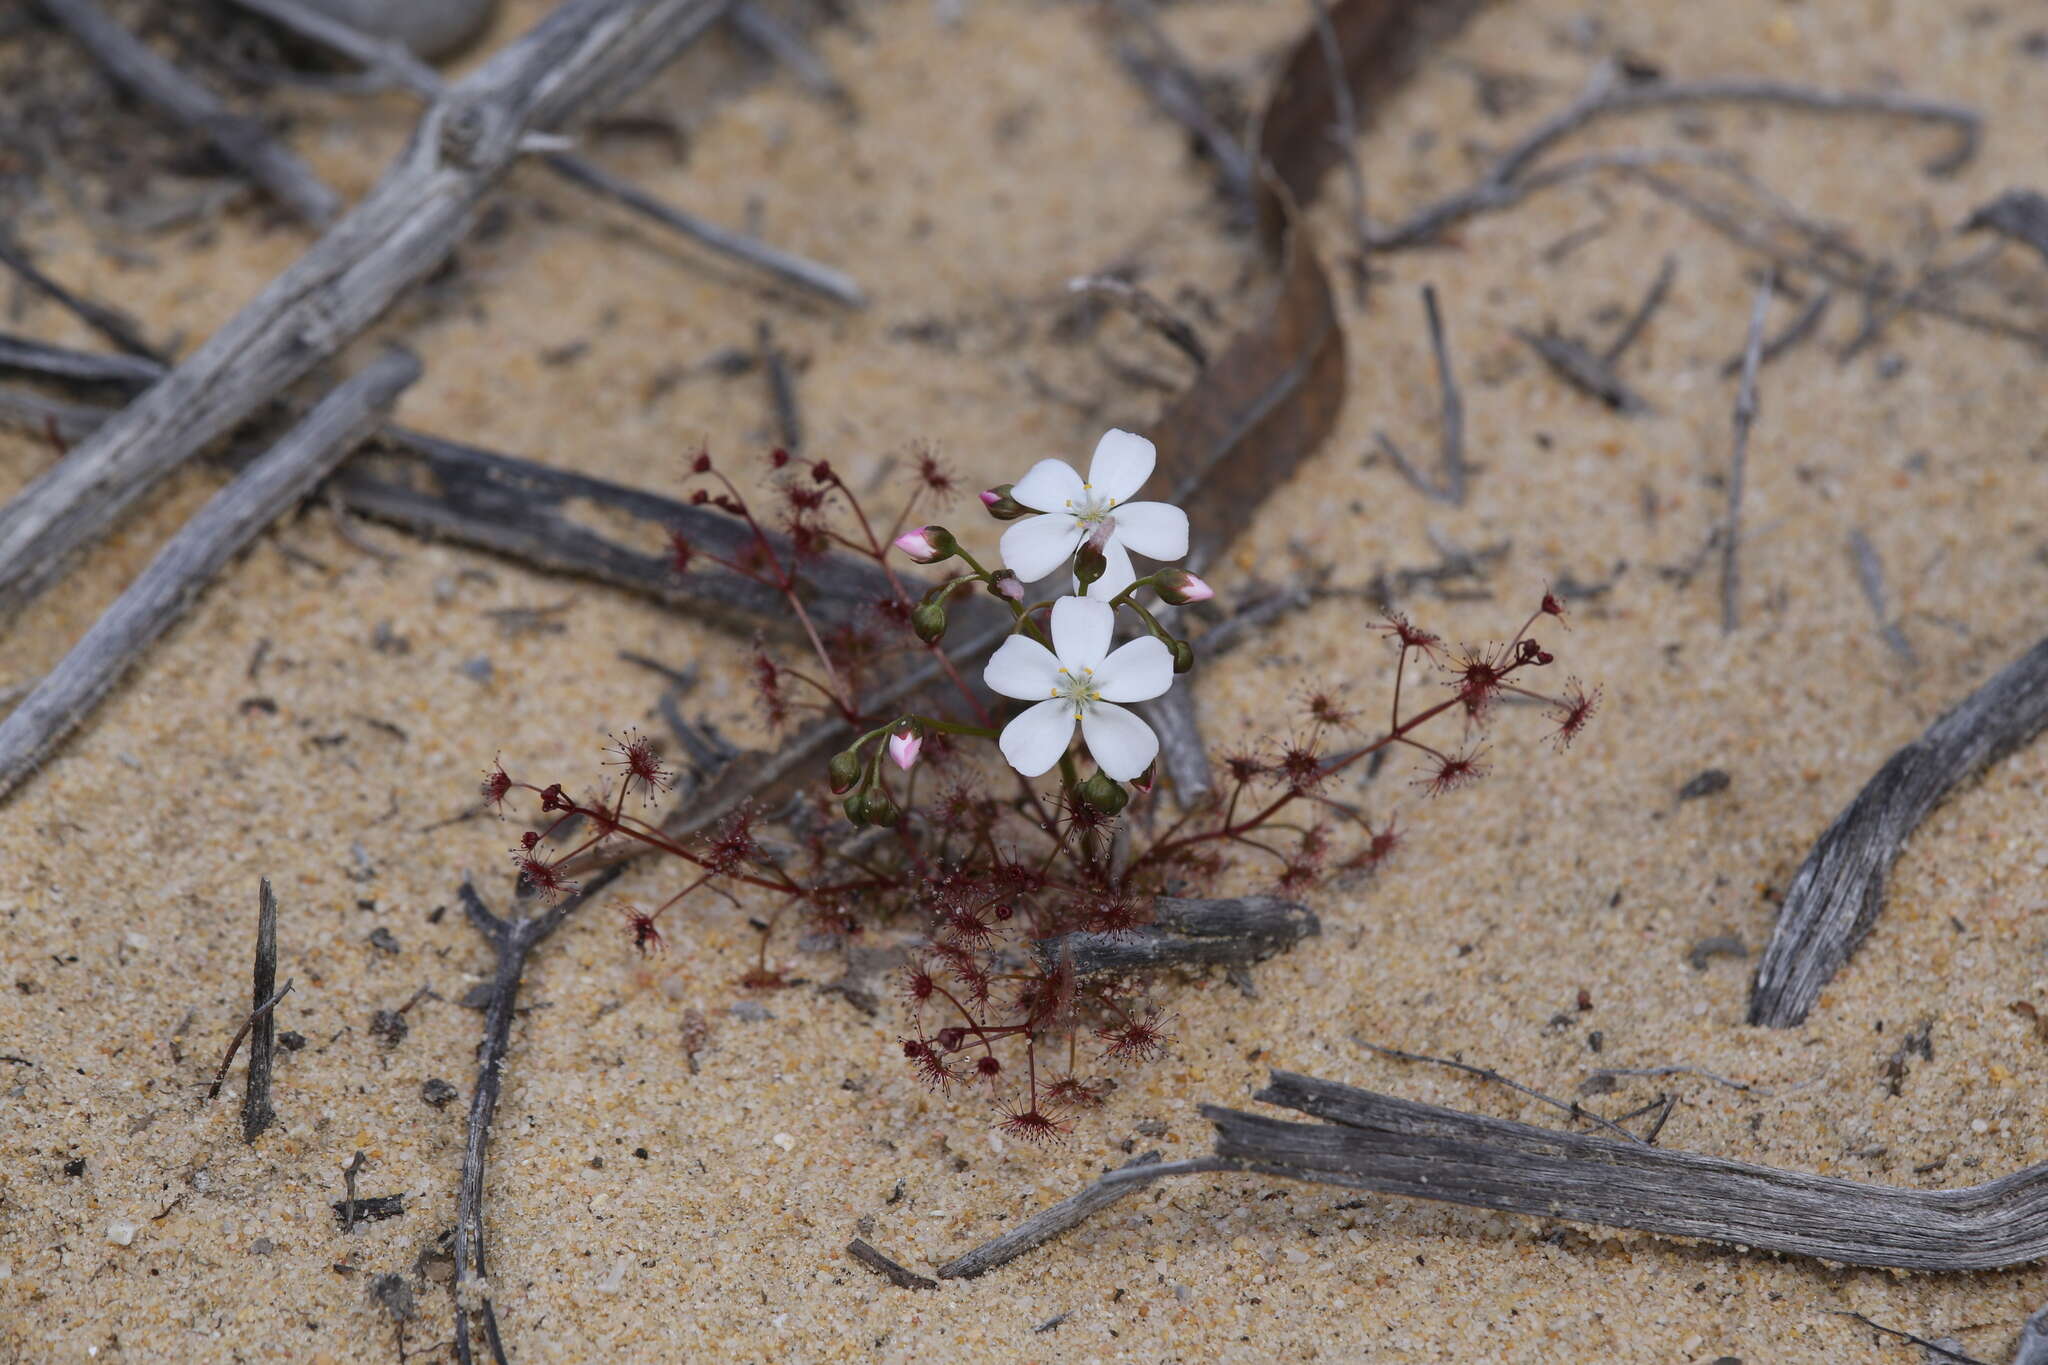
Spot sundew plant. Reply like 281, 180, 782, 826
483, 429, 1598, 1141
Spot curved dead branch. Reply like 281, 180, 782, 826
1749, 634, 2048, 1027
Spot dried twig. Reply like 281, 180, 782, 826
240, 879, 281, 1141
1357, 1040, 1648, 1145
755, 318, 804, 450
1749, 634, 2048, 1027
0, 235, 164, 361
1831, 1313, 1988, 1364
1374, 284, 1466, 502
0, 330, 163, 388
0, 0, 731, 616
1515, 325, 1649, 413
0, 349, 420, 802
936, 1151, 1162, 1279
1720, 276, 1771, 634
1036, 895, 1318, 978
1849, 529, 1915, 665
1718, 286, 1831, 376
1065, 275, 1208, 369
542, 153, 866, 308
1095, 1070, 2048, 1272
846, 1238, 936, 1290
1583, 1064, 1755, 1093
1601, 252, 1676, 364
35, 0, 341, 225
727, 0, 846, 102
454, 867, 625, 1365
205, 978, 294, 1103
1108, 0, 1256, 209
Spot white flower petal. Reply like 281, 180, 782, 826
1082, 539, 1136, 602
1088, 429, 1156, 503
1010, 458, 1087, 513
1105, 501, 1188, 563
1097, 636, 1174, 702
983, 634, 1062, 700
1080, 702, 1158, 781
1000, 698, 1077, 777
1000, 513, 1083, 583
1050, 595, 1113, 672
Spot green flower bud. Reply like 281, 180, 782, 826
911, 601, 948, 644
862, 788, 902, 826
979, 484, 1027, 520
843, 791, 869, 826
1077, 770, 1128, 816
1074, 539, 1107, 589
1170, 637, 1194, 674
827, 749, 862, 795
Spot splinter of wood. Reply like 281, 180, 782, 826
847, 1238, 937, 1290
241, 879, 281, 1141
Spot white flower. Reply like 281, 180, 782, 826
997, 429, 1189, 601
982, 596, 1173, 780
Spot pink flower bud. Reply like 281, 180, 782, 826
887, 728, 923, 770
979, 489, 1002, 509
1155, 568, 1215, 605
891, 526, 955, 563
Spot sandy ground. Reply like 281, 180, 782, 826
5, 0, 2048, 1359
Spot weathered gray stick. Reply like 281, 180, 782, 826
1848, 528, 1915, 665
1514, 325, 1649, 413
1749, 634, 2048, 1026
1720, 276, 1771, 634
334, 428, 900, 630
727, 0, 845, 101
0, 0, 728, 617
241, 879, 281, 1142
228, 0, 865, 308
543, 151, 865, 307
1037, 895, 1318, 978
1375, 284, 1467, 501
936, 1151, 1162, 1280
0, 348, 419, 801
454, 869, 624, 1365
34, 0, 342, 226
0, 331, 165, 390
0, 334, 893, 629
1095, 1070, 2048, 1272
0, 235, 164, 361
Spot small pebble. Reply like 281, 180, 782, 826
105, 1220, 138, 1247
772, 1132, 797, 1151
457, 657, 495, 684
